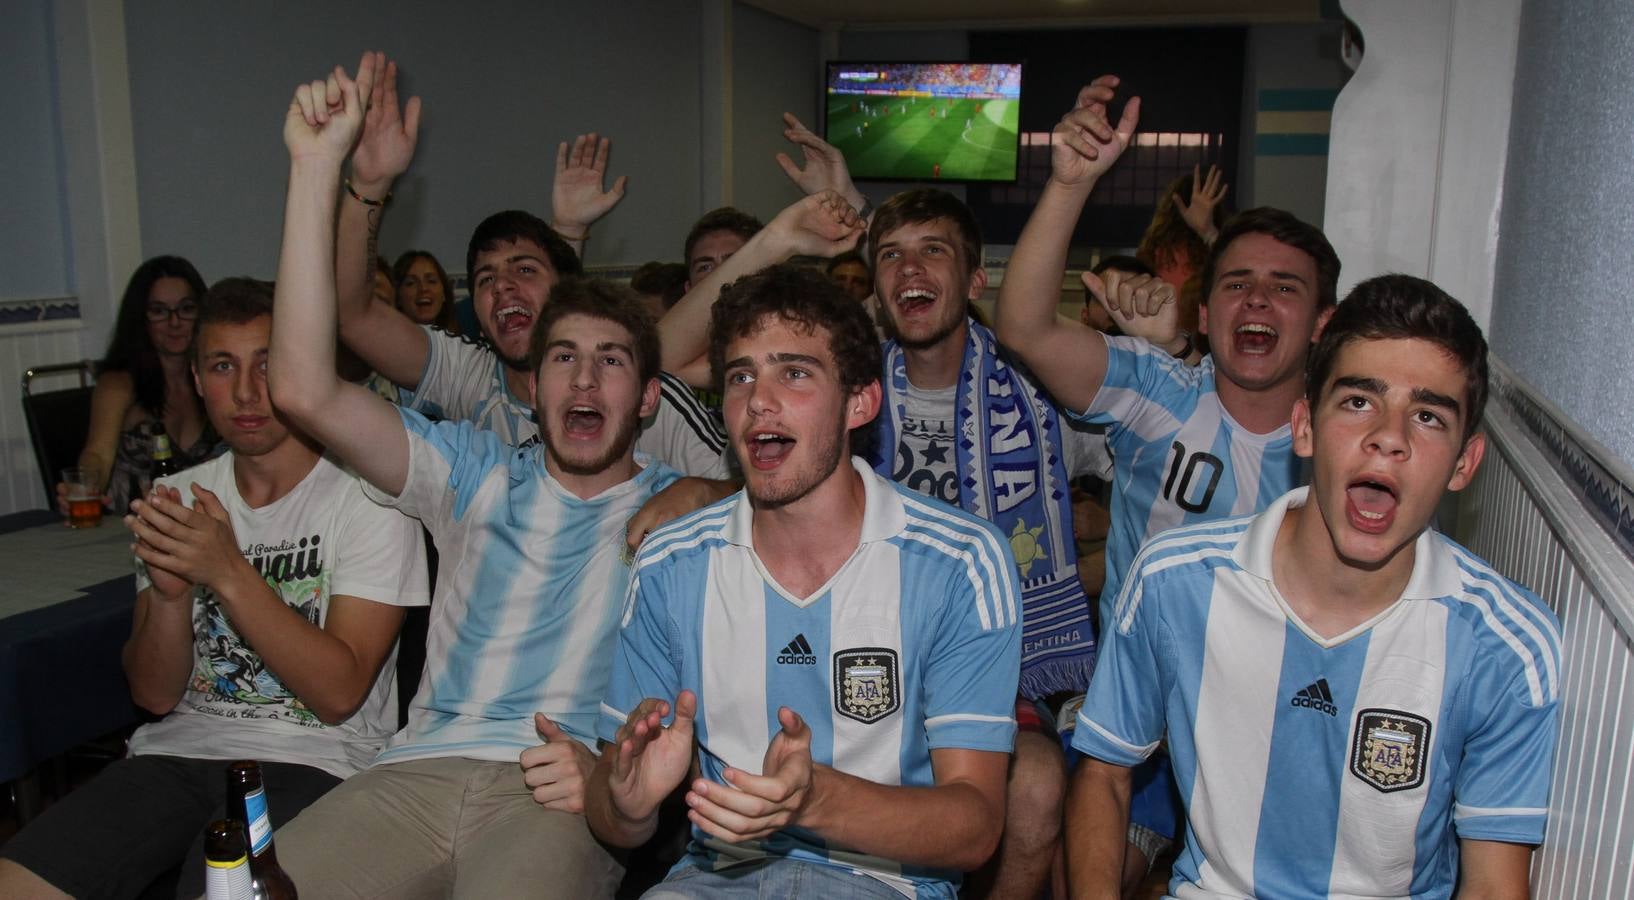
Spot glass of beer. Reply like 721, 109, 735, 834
62, 467, 103, 528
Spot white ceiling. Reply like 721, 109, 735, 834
741, 0, 1325, 30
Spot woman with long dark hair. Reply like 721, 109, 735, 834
391, 250, 460, 333
61, 256, 217, 513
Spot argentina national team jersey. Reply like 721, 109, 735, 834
602, 459, 1022, 899
368, 408, 680, 765
407, 326, 729, 477
1072, 336, 1305, 624
1074, 488, 1562, 899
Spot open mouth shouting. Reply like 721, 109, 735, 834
1345, 474, 1398, 535
563, 404, 605, 440
1234, 322, 1279, 356
745, 429, 796, 470
894, 286, 938, 319
494, 303, 535, 339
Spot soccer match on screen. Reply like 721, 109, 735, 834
825, 63, 1021, 182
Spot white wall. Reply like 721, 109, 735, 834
1324, 0, 1521, 327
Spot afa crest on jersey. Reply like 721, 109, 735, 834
834, 648, 900, 724
1350, 708, 1431, 793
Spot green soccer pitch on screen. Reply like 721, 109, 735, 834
824, 62, 1023, 184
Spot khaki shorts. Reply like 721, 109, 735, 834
273, 756, 622, 899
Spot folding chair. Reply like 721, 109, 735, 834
21, 360, 98, 504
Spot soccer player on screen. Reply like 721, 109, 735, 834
1070, 275, 1561, 898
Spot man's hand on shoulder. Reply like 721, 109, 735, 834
626, 477, 739, 553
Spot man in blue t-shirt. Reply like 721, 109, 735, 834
1072, 274, 1561, 897
262, 59, 678, 898
587, 264, 1022, 899
993, 76, 1343, 887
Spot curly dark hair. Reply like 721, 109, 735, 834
1306, 274, 1488, 441
526, 277, 661, 385
465, 210, 583, 288
103, 256, 208, 418
1200, 207, 1340, 311
706, 264, 882, 452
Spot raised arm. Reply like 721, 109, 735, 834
993, 76, 1139, 413
551, 132, 628, 258
1175, 163, 1228, 246
333, 51, 430, 389
657, 191, 864, 373
270, 54, 411, 496
775, 113, 868, 218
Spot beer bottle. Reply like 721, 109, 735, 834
225, 760, 299, 900
204, 819, 254, 900
150, 423, 181, 479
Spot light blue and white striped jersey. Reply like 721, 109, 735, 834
369, 407, 680, 765
407, 326, 729, 477
601, 459, 1022, 900
1074, 488, 1562, 899
1072, 337, 1305, 624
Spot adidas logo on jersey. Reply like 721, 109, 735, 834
1290, 678, 1337, 717
777, 633, 817, 665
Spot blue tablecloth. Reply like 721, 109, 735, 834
0, 510, 140, 783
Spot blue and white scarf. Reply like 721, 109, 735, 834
869, 320, 1096, 699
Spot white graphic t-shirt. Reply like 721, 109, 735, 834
127, 453, 430, 778
891, 381, 1113, 506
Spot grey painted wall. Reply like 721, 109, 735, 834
122, 1, 712, 279
0, 0, 72, 301
730, 4, 819, 222
1491, 0, 1634, 468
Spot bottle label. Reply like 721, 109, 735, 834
204, 855, 253, 900
244, 786, 272, 856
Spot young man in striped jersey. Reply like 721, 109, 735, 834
265, 59, 680, 897
588, 264, 1023, 899
994, 77, 1341, 888
332, 52, 728, 477
1071, 275, 1561, 898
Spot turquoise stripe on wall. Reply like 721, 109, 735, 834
1258, 88, 1341, 112
1256, 133, 1330, 156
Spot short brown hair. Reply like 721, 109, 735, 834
526, 277, 661, 384
1306, 274, 1488, 441
867, 189, 983, 277
1201, 207, 1340, 311
192, 277, 273, 361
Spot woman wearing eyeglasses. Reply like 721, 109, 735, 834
58, 256, 218, 515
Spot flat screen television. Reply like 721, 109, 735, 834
823, 62, 1023, 183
